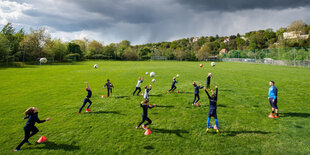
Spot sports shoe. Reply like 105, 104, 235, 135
142, 125, 147, 130
206, 128, 209, 132
196, 102, 199, 106
268, 113, 274, 118
86, 109, 91, 112
274, 115, 279, 118
14, 149, 20, 152
216, 130, 220, 133
77, 112, 81, 114
136, 126, 141, 129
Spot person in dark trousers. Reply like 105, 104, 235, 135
192, 82, 204, 106
206, 73, 212, 90
14, 107, 50, 151
136, 99, 156, 130
133, 77, 144, 96
204, 86, 220, 133
168, 77, 178, 93
268, 81, 279, 118
78, 82, 92, 114
144, 85, 152, 100
104, 79, 113, 97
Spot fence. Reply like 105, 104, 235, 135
221, 47, 310, 67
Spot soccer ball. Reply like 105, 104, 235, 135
200, 64, 203, 67
152, 79, 156, 83
176, 74, 179, 78
39, 58, 47, 63
150, 72, 155, 77
146, 72, 148, 75
211, 62, 216, 67
94, 64, 98, 68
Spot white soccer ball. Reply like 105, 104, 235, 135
176, 74, 179, 78
39, 58, 47, 63
152, 79, 156, 83
146, 72, 149, 75
150, 72, 155, 77
94, 64, 98, 68
211, 62, 216, 67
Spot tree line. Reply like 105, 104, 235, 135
1, 20, 310, 63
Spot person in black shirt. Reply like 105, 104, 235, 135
14, 107, 50, 151
78, 82, 92, 114
136, 99, 156, 130
204, 86, 219, 133
168, 77, 178, 93
192, 82, 204, 106
104, 79, 113, 97
206, 73, 212, 90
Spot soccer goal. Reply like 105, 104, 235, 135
150, 56, 167, 61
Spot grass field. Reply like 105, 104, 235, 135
1, 61, 310, 154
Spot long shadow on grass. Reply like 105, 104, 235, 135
224, 131, 272, 136
220, 89, 233, 92
149, 94, 163, 97
115, 96, 129, 99
151, 128, 189, 137
156, 105, 174, 108
199, 104, 227, 108
90, 110, 125, 115
25, 141, 80, 151
178, 92, 192, 94
144, 145, 154, 150
282, 112, 310, 118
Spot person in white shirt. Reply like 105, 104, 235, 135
133, 77, 144, 96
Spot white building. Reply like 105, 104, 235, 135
283, 31, 309, 39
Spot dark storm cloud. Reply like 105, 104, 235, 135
177, 0, 310, 11
3, 0, 310, 44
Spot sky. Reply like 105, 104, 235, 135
1, 0, 310, 45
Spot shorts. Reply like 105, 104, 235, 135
269, 98, 278, 109
208, 109, 217, 119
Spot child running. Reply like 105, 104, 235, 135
204, 86, 220, 133
14, 107, 51, 151
78, 82, 92, 114
206, 73, 212, 90
133, 77, 144, 96
136, 99, 156, 130
104, 79, 113, 97
144, 85, 152, 100
192, 82, 204, 106
168, 77, 178, 93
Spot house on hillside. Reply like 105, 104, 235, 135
192, 37, 199, 43
219, 49, 228, 55
283, 31, 309, 39
224, 38, 230, 43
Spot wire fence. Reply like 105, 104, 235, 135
221, 47, 310, 67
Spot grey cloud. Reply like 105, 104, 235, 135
177, 0, 310, 12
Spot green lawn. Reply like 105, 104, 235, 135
0, 61, 310, 154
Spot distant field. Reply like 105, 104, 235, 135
0, 61, 310, 154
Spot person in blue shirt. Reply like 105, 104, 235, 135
192, 82, 204, 106
268, 81, 279, 118
136, 99, 156, 130
78, 82, 92, 114
168, 77, 178, 93
204, 86, 220, 133
14, 107, 50, 151
133, 77, 144, 96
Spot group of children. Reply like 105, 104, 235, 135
14, 72, 280, 151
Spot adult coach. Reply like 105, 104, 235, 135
268, 81, 279, 118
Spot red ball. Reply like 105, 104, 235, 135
200, 64, 203, 67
